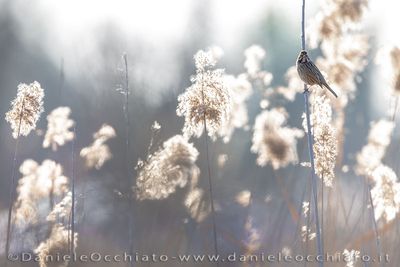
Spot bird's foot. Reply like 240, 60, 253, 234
303, 85, 310, 94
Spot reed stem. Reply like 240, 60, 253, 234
200, 86, 219, 265
5, 99, 25, 257
122, 53, 134, 267
366, 178, 383, 266
71, 126, 76, 255
301, 0, 323, 264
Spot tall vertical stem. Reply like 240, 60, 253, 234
321, 175, 325, 253
301, 0, 306, 52
123, 53, 134, 266
71, 126, 76, 255
304, 92, 324, 265
204, 120, 218, 257
366, 178, 383, 266
5, 99, 25, 257
301, 0, 323, 264
200, 88, 219, 264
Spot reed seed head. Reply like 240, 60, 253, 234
5, 81, 44, 138
80, 124, 116, 170
35, 224, 77, 267
177, 49, 231, 139
135, 135, 200, 200
252, 108, 304, 169
43, 107, 75, 151
371, 165, 400, 222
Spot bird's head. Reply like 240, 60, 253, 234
297, 50, 310, 63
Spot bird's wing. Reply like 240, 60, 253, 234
302, 62, 322, 85
308, 61, 326, 84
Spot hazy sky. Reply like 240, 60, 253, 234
2, 0, 399, 115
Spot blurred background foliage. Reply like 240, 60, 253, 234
0, 0, 399, 266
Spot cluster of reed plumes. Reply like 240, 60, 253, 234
2, 0, 400, 266
3, 82, 116, 266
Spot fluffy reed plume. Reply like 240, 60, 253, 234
43, 107, 75, 151
47, 192, 72, 223
376, 46, 400, 119
390, 47, 400, 69
316, 34, 369, 99
370, 165, 400, 222
209, 45, 224, 61
217, 74, 252, 142
5, 81, 45, 138
303, 95, 337, 186
305, 0, 369, 168
275, 67, 305, 101
355, 119, 392, 263
308, 0, 368, 46
184, 187, 210, 222
303, 95, 333, 129
35, 224, 77, 267
313, 124, 337, 186
176, 49, 231, 139
244, 45, 265, 78
342, 249, 360, 267
243, 45, 274, 90
80, 124, 116, 170
235, 190, 251, 207
390, 47, 400, 94
332, 0, 368, 23
14, 160, 69, 225
251, 108, 304, 169
355, 119, 395, 176
135, 135, 200, 200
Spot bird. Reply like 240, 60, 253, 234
296, 50, 338, 98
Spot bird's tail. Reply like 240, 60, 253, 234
323, 83, 338, 98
